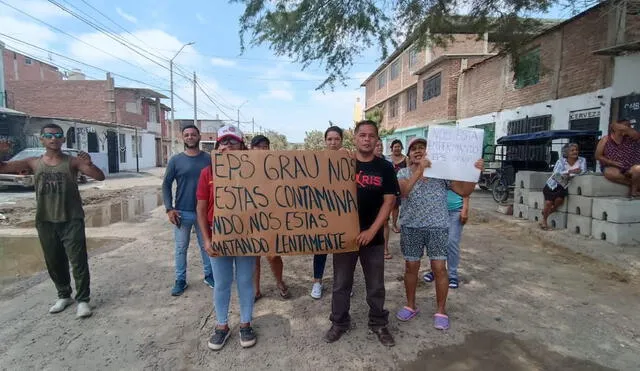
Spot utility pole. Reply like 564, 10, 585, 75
237, 108, 240, 128
252, 117, 255, 134
169, 60, 175, 156
169, 42, 194, 157
193, 71, 198, 130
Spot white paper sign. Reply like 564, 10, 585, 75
424, 126, 484, 182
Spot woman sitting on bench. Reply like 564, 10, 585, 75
540, 143, 587, 230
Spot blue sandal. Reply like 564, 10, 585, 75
396, 306, 420, 321
422, 272, 434, 283
448, 278, 459, 289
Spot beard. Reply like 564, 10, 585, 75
184, 141, 200, 149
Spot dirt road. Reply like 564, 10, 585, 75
0, 172, 639, 370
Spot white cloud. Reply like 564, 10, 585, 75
261, 89, 294, 101
210, 57, 237, 67
3, 0, 70, 19
116, 7, 138, 24
196, 13, 206, 24
0, 15, 59, 51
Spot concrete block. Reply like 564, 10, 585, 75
566, 195, 594, 217
592, 198, 640, 223
514, 204, 529, 219
567, 174, 629, 197
514, 188, 529, 205
527, 191, 544, 209
547, 212, 568, 229
527, 191, 568, 212
528, 208, 543, 223
567, 214, 592, 236
497, 204, 513, 215
515, 171, 550, 190
591, 219, 640, 246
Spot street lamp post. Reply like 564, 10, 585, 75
169, 41, 194, 156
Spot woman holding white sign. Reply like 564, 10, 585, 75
395, 137, 483, 330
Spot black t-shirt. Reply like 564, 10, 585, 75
356, 157, 400, 246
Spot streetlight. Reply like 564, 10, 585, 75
237, 100, 249, 130
169, 41, 195, 156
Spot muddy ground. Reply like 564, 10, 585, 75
0, 171, 639, 370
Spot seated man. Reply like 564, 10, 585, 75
595, 119, 640, 197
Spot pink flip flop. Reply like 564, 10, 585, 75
396, 306, 419, 321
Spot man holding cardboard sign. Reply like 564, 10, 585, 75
325, 120, 399, 347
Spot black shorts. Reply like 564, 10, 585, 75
542, 184, 567, 201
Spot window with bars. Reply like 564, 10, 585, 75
514, 48, 541, 89
407, 86, 417, 112
377, 72, 387, 90
390, 60, 401, 80
422, 73, 441, 101
408, 48, 419, 68
389, 96, 399, 118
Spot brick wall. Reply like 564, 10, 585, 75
2, 49, 63, 82
114, 89, 148, 128
431, 34, 487, 59
6, 80, 111, 122
459, 4, 618, 119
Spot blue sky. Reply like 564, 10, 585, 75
1, 0, 577, 142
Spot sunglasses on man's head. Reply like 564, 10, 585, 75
219, 138, 240, 145
41, 133, 64, 139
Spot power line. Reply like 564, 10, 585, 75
0, 33, 169, 92
195, 81, 237, 122
46, 0, 191, 82
4, 44, 103, 81
0, 0, 172, 85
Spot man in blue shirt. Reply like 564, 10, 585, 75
163, 125, 214, 296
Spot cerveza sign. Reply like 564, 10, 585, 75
569, 108, 601, 121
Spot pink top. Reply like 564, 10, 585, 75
603, 135, 640, 172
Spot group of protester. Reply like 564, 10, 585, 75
0, 118, 637, 351
160, 120, 483, 350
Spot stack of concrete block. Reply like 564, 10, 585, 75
566, 174, 639, 245
513, 171, 568, 229
511, 171, 551, 221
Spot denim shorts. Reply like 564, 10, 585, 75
400, 226, 448, 261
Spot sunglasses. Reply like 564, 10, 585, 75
218, 138, 240, 145
41, 133, 65, 139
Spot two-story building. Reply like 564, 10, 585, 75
5, 69, 171, 172
362, 1, 640, 159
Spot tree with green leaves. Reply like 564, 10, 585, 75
233, 0, 597, 89
303, 130, 325, 150
264, 130, 289, 150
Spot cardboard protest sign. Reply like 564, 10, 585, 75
425, 126, 484, 182
211, 150, 361, 256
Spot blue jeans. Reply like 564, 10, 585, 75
313, 254, 327, 280
174, 210, 213, 282
447, 210, 464, 280
211, 256, 256, 325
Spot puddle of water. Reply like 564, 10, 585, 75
401, 330, 616, 371
17, 191, 162, 228
0, 236, 120, 285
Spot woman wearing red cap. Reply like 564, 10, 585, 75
196, 125, 257, 351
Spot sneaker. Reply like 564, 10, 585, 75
76, 302, 92, 318
49, 298, 74, 314
171, 280, 188, 296
204, 276, 215, 289
239, 326, 257, 348
324, 325, 347, 343
310, 282, 322, 299
207, 328, 230, 351
422, 272, 435, 283
370, 327, 395, 347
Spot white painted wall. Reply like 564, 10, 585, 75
612, 54, 640, 98
457, 88, 612, 140
120, 132, 156, 171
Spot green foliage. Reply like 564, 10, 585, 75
264, 130, 289, 150
233, 0, 589, 89
303, 130, 325, 150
